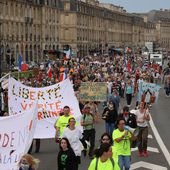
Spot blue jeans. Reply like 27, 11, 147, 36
105, 122, 115, 137
118, 155, 131, 170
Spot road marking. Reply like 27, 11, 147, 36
150, 115, 170, 167
131, 161, 167, 170
148, 134, 153, 139
131, 147, 159, 153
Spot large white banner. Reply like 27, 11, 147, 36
8, 78, 81, 139
0, 102, 37, 170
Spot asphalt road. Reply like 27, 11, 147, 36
31, 86, 170, 170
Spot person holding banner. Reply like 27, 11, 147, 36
62, 117, 83, 170
18, 154, 39, 170
134, 102, 150, 157
55, 106, 74, 142
81, 106, 96, 159
112, 118, 135, 170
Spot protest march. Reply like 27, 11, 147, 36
0, 50, 170, 170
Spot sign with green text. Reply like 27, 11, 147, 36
79, 82, 107, 101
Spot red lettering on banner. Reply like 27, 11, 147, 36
51, 111, 59, 117
29, 91, 36, 100
55, 101, 61, 110
48, 103, 54, 109
38, 104, 43, 109
2, 133, 9, 147
21, 103, 27, 110
29, 103, 33, 108
38, 112, 43, 120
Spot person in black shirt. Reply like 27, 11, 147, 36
118, 106, 137, 128
58, 137, 77, 170
102, 101, 118, 137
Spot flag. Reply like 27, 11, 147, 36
127, 61, 131, 72
59, 68, 68, 81
64, 48, 72, 59
18, 54, 23, 71
21, 63, 29, 71
47, 63, 52, 78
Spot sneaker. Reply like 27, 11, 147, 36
138, 151, 143, 157
143, 151, 148, 157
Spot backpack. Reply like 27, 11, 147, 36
83, 113, 95, 122
95, 157, 114, 170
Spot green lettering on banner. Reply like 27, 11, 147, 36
79, 82, 107, 101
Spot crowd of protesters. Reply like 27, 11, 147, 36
1, 50, 170, 170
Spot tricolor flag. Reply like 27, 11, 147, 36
59, 68, 68, 81
18, 54, 28, 71
64, 48, 72, 59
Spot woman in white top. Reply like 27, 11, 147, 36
62, 117, 83, 170
134, 102, 150, 157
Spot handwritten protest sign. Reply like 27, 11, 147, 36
79, 82, 107, 101
0, 102, 37, 170
8, 78, 81, 139
138, 81, 160, 104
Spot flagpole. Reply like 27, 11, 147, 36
18, 53, 22, 81
18, 70, 20, 81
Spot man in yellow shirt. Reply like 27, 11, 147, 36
54, 106, 74, 141
113, 118, 132, 170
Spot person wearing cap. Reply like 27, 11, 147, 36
81, 106, 96, 159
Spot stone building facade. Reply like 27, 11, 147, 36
1, 0, 170, 65
0, 0, 61, 64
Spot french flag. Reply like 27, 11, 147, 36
47, 63, 52, 78
59, 68, 68, 81
18, 54, 29, 71
64, 48, 72, 59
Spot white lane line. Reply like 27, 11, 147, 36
131, 147, 159, 153
131, 161, 168, 170
150, 114, 170, 167
148, 134, 153, 139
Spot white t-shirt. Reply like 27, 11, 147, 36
134, 109, 150, 127
107, 82, 113, 94
62, 127, 83, 156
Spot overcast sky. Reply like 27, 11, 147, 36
100, 0, 170, 13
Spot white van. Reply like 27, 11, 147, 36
150, 54, 163, 66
